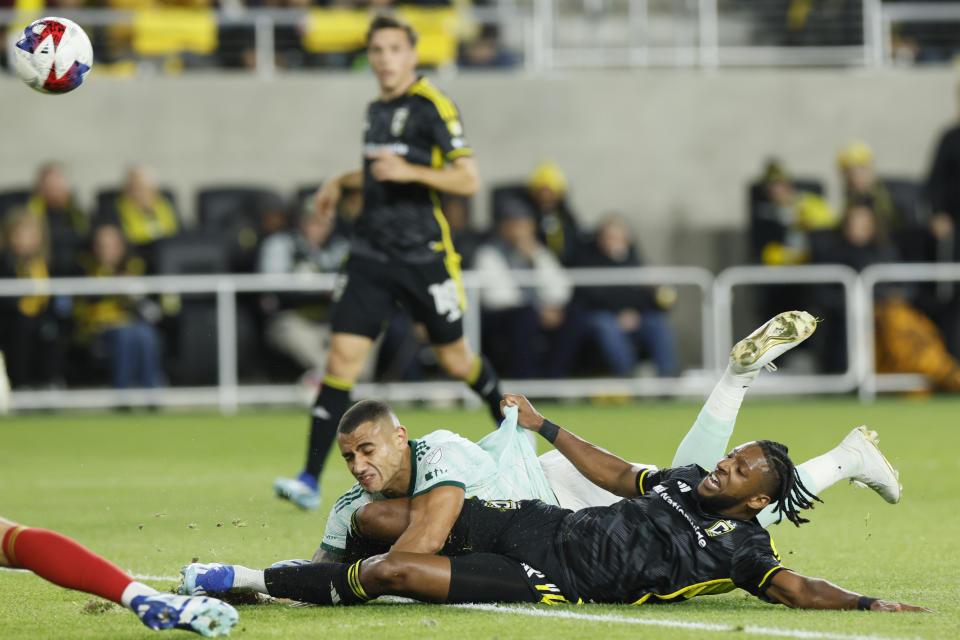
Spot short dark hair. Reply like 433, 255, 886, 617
338, 399, 396, 435
756, 440, 822, 527
366, 14, 418, 48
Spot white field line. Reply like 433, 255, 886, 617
454, 603, 917, 640
1, 567, 180, 582
0, 569, 918, 640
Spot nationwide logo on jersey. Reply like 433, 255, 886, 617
705, 520, 736, 537
391, 107, 410, 135
676, 481, 692, 493
426, 448, 443, 464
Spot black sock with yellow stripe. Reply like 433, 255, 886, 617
465, 355, 503, 425
263, 561, 368, 606
304, 376, 353, 479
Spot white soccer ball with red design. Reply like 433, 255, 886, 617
13, 17, 93, 94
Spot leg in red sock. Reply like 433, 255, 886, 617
1, 522, 133, 604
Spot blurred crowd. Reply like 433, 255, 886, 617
0, 0, 519, 73
0, 158, 684, 393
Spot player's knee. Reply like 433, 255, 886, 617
326, 344, 363, 378
435, 348, 473, 380
362, 554, 414, 591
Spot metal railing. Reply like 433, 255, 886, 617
2, 1, 957, 75
713, 264, 863, 395
3, 262, 954, 412
0, 265, 717, 412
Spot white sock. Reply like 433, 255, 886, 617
755, 447, 858, 528
120, 581, 158, 608
232, 565, 267, 593
703, 365, 758, 422
795, 445, 860, 495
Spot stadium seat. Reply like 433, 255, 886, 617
94, 187, 180, 226
196, 186, 285, 273
132, 9, 218, 58
0, 188, 31, 217
301, 8, 369, 54
489, 183, 530, 222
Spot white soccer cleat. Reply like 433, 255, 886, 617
132, 593, 238, 637
730, 310, 818, 374
840, 426, 902, 504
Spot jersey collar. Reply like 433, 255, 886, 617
405, 439, 419, 497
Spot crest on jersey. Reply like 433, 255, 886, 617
705, 520, 736, 537
391, 107, 410, 135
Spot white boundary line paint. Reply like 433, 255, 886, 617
0, 569, 917, 640
1, 567, 180, 582
454, 603, 916, 640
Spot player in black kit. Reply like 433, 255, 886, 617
236, 394, 931, 613
274, 14, 504, 512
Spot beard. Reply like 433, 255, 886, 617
696, 490, 741, 514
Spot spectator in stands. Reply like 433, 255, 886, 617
0, 210, 65, 389
751, 160, 837, 266
257, 207, 350, 382
26, 162, 89, 276
458, 23, 518, 69
473, 202, 575, 378
73, 224, 165, 390
440, 193, 485, 268
525, 160, 584, 264
837, 141, 901, 231
99, 166, 180, 271
571, 214, 677, 377
493, 160, 583, 265
928, 97, 960, 258
813, 198, 960, 391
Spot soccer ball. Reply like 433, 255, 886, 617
13, 17, 93, 94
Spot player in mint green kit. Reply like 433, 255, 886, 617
318, 404, 555, 557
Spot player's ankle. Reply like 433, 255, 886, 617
297, 471, 319, 492
120, 581, 158, 608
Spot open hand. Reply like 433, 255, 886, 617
871, 600, 937, 613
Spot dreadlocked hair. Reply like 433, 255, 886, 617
756, 440, 823, 527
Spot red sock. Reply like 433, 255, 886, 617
2, 526, 134, 604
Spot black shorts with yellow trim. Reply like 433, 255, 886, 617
448, 553, 578, 605
331, 254, 464, 345
442, 498, 576, 602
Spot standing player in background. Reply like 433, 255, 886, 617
273, 14, 504, 511
1, 516, 237, 636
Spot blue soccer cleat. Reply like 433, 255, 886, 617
131, 593, 238, 637
273, 476, 320, 511
179, 563, 236, 596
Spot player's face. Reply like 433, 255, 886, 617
338, 419, 408, 495
697, 443, 772, 516
368, 28, 418, 96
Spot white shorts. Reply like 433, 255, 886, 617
537, 449, 657, 512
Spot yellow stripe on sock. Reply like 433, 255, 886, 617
322, 374, 354, 392
347, 561, 369, 601
465, 354, 483, 385
3, 526, 28, 568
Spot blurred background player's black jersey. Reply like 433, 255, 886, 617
556, 464, 786, 604
352, 77, 473, 264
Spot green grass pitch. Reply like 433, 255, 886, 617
1, 396, 958, 639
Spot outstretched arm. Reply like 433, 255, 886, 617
502, 394, 645, 498
765, 570, 934, 612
